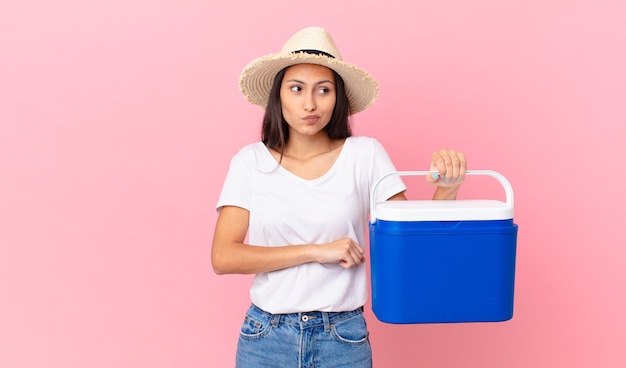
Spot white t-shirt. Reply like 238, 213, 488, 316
216, 136, 406, 313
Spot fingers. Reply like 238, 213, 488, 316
318, 238, 365, 269
339, 240, 365, 269
430, 149, 467, 184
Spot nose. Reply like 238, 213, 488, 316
303, 91, 316, 111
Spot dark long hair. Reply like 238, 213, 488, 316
261, 66, 352, 153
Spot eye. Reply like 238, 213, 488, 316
290, 85, 302, 93
318, 87, 332, 95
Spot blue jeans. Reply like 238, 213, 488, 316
236, 304, 372, 368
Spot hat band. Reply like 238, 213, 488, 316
293, 49, 335, 59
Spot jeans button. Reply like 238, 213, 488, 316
302, 315, 309, 322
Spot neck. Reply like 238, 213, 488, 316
283, 133, 337, 161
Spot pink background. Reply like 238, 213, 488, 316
1, 1, 625, 367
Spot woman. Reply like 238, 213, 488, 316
212, 26, 466, 368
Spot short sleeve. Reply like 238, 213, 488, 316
216, 154, 251, 212
369, 139, 407, 203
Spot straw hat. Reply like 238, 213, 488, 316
239, 26, 378, 115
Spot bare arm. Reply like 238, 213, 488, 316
211, 206, 365, 275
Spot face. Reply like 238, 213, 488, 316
280, 63, 336, 138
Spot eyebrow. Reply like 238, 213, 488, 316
285, 78, 335, 85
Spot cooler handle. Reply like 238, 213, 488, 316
370, 170, 514, 224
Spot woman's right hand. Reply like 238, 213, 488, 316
315, 238, 365, 269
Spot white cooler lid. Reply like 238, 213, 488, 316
374, 199, 514, 221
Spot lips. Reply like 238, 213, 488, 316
303, 115, 321, 123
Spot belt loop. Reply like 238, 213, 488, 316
270, 313, 280, 328
322, 312, 330, 332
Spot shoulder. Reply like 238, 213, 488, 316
347, 135, 376, 147
345, 136, 397, 171
232, 141, 265, 157
229, 142, 276, 172
230, 142, 269, 163
346, 136, 387, 153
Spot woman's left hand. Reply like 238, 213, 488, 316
426, 149, 467, 188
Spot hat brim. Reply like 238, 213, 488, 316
239, 52, 378, 115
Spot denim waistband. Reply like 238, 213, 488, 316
248, 304, 364, 332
